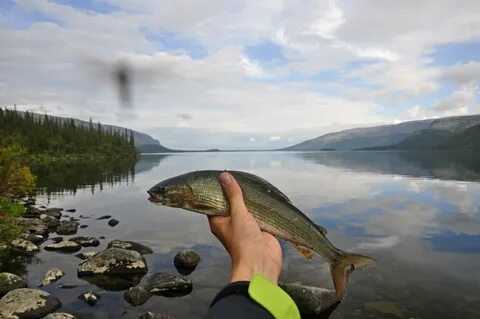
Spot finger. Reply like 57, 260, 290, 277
219, 172, 248, 216
207, 215, 229, 235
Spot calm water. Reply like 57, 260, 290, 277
7, 151, 480, 318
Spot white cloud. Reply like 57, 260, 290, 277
1, 0, 480, 148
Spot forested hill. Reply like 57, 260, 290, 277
0, 108, 137, 164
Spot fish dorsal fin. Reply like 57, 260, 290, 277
315, 223, 328, 235
230, 171, 292, 203
293, 243, 315, 260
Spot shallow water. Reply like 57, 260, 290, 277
4, 151, 480, 318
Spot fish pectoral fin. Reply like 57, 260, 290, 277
293, 243, 315, 260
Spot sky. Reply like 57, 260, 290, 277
0, 0, 479, 149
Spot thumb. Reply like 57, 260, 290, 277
219, 171, 248, 216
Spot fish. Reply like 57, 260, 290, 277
147, 170, 374, 298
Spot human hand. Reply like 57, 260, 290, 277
208, 172, 283, 284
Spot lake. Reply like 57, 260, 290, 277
4, 151, 480, 318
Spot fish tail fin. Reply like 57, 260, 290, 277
330, 252, 375, 299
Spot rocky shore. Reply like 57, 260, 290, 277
0, 199, 340, 318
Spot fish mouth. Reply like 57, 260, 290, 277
147, 190, 163, 204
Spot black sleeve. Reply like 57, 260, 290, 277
205, 281, 274, 319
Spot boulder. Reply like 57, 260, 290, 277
78, 291, 100, 306
44, 313, 77, 319
40, 214, 60, 229
139, 312, 176, 319
108, 219, 119, 227
15, 218, 48, 236
80, 274, 142, 291
70, 236, 100, 247
45, 208, 63, 219
19, 233, 46, 245
107, 240, 153, 255
40, 268, 65, 287
280, 283, 339, 317
77, 248, 147, 276
145, 272, 192, 297
44, 241, 81, 253
0, 288, 61, 318
124, 286, 152, 306
56, 221, 79, 235
0, 273, 27, 297
173, 250, 200, 275
10, 239, 39, 255
75, 251, 98, 260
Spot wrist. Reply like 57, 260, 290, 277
230, 264, 279, 284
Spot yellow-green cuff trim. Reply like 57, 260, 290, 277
248, 274, 301, 319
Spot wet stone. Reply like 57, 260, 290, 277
80, 225, 88, 229
280, 283, 339, 316
0, 273, 27, 297
19, 233, 46, 245
77, 248, 148, 276
65, 209, 76, 213
40, 214, 60, 229
174, 250, 201, 275
145, 272, 192, 297
45, 208, 63, 218
96, 215, 111, 220
40, 268, 65, 287
80, 274, 143, 291
11, 239, 39, 255
15, 218, 48, 236
108, 219, 119, 227
124, 286, 152, 306
56, 221, 79, 235
139, 312, 176, 319
107, 240, 153, 255
79, 291, 100, 306
50, 237, 64, 243
44, 240, 81, 253
44, 313, 77, 319
75, 251, 98, 260
0, 288, 61, 318
70, 236, 100, 247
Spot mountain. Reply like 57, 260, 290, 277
18, 111, 172, 152
285, 114, 480, 151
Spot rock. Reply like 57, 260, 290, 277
77, 248, 148, 276
45, 208, 63, 218
174, 250, 200, 275
50, 237, 64, 243
96, 215, 111, 220
11, 239, 39, 255
364, 301, 404, 318
80, 225, 88, 229
145, 272, 192, 297
0, 288, 61, 318
139, 312, 176, 319
44, 313, 77, 319
0, 273, 27, 297
40, 268, 65, 287
75, 251, 98, 260
124, 286, 152, 306
44, 240, 81, 253
107, 240, 153, 255
56, 221, 79, 235
80, 274, 142, 291
99, 236, 106, 239
23, 207, 43, 218
280, 283, 339, 316
70, 236, 100, 247
78, 291, 100, 306
69, 217, 80, 222
65, 209, 76, 213
15, 218, 49, 236
40, 214, 60, 229
108, 219, 119, 227
79, 215, 90, 219
57, 284, 79, 289
19, 233, 46, 245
